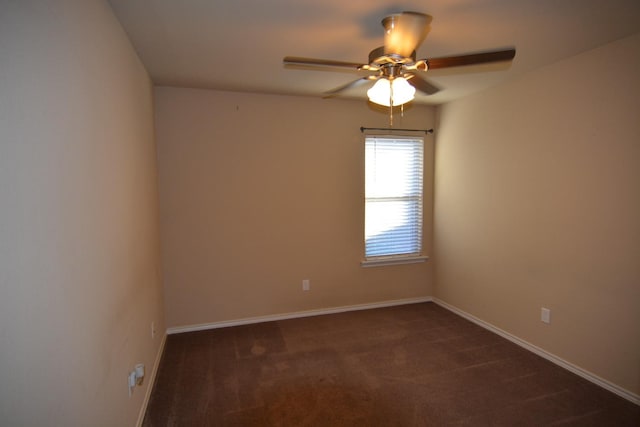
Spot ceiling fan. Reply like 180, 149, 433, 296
283, 11, 516, 107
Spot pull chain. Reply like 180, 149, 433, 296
389, 79, 394, 127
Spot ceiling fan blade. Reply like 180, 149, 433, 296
324, 77, 375, 98
383, 12, 432, 58
425, 48, 516, 70
406, 73, 440, 95
283, 56, 364, 69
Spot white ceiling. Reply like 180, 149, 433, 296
108, 0, 640, 105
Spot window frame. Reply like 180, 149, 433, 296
361, 134, 428, 267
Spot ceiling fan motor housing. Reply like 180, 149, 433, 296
368, 46, 416, 66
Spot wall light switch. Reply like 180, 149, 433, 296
302, 279, 310, 291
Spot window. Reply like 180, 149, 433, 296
363, 135, 426, 266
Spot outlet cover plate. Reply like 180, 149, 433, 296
541, 307, 551, 324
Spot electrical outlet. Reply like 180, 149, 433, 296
541, 307, 551, 324
128, 371, 137, 397
302, 279, 310, 291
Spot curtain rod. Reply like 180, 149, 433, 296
360, 127, 434, 134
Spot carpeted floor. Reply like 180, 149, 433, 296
143, 302, 639, 426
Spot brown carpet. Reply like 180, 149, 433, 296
143, 302, 639, 426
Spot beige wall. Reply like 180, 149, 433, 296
155, 87, 435, 328
0, 1, 165, 425
434, 33, 640, 396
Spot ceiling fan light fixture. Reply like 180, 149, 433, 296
283, 11, 516, 105
367, 77, 416, 107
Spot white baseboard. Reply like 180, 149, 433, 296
136, 333, 167, 427
166, 296, 433, 335
433, 298, 640, 406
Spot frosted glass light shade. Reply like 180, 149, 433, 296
390, 78, 416, 106
367, 77, 416, 107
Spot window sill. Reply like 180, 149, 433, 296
361, 255, 429, 268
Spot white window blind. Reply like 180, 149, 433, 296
365, 136, 424, 259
